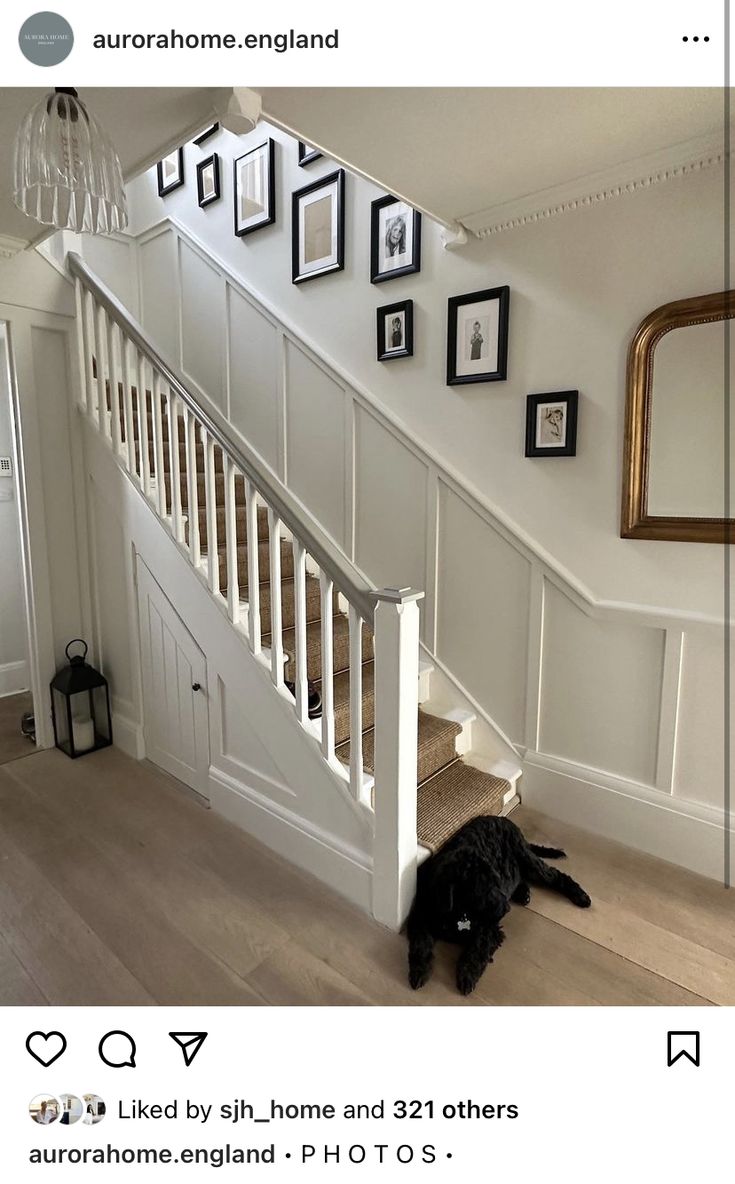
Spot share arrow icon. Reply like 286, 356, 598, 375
169, 1032, 208, 1067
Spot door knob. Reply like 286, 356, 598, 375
191, 682, 201, 692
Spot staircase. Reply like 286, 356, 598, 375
72, 252, 518, 926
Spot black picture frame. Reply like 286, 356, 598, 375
233, 139, 276, 237
298, 141, 322, 166
446, 285, 510, 385
370, 194, 422, 284
377, 300, 414, 361
292, 168, 345, 285
196, 154, 221, 208
525, 391, 579, 457
193, 122, 219, 146
157, 147, 184, 197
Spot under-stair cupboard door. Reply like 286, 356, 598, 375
136, 556, 210, 800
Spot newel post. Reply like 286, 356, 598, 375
371, 586, 424, 931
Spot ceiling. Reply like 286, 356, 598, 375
0, 86, 724, 252
0, 87, 218, 250
256, 87, 724, 228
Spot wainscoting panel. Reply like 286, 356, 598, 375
674, 630, 729, 809
284, 339, 347, 549
436, 481, 531, 743
88, 481, 137, 709
227, 288, 281, 473
539, 581, 665, 785
179, 240, 226, 412
138, 229, 179, 362
354, 405, 428, 624
81, 234, 139, 318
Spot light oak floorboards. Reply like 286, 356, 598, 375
0, 693, 35, 766
0, 749, 730, 1006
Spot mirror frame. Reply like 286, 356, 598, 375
621, 290, 735, 543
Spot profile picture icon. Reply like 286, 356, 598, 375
82, 1094, 106, 1125
59, 1094, 83, 1125
30, 1095, 60, 1125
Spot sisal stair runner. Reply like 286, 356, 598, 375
112, 384, 510, 852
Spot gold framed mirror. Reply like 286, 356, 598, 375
621, 290, 734, 543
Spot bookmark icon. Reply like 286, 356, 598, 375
169, 1032, 208, 1067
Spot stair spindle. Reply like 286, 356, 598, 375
151, 373, 168, 519
121, 335, 137, 475
202, 428, 220, 595
224, 455, 240, 624
167, 390, 184, 542
184, 409, 200, 566
93, 304, 109, 439
245, 479, 261, 654
106, 316, 122, 457
268, 509, 284, 687
136, 354, 151, 496
348, 605, 366, 803
291, 538, 309, 724
319, 570, 335, 762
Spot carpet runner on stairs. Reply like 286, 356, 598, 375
119, 388, 511, 853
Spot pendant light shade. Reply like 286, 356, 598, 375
13, 89, 128, 234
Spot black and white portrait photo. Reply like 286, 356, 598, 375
377, 300, 414, 361
447, 286, 510, 385
525, 391, 579, 457
371, 194, 422, 283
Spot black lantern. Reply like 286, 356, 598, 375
50, 639, 113, 758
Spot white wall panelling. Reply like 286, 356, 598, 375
120, 212, 731, 879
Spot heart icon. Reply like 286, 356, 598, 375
26, 1031, 67, 1068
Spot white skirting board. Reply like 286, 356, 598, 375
522, 754, 733, 884
112, 709, 145, 760
209, 765, 373, 914
0, 660, 29, 698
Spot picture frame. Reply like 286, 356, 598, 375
292, 168, 345, 285
298, 141, 322, 166
233, 139, 276, 237
157, 147, 184, 197
193, 122, 219, 146
525, 390, 579, 457
377, 300, 414, 361
370, 194, 422, 284
196, 154, 221, 208
446, 285, 510, 385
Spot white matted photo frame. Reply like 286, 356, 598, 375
377, 300, 414, 361
446, 285, 510, 385
371, 194, 421, 284
525, 390, 579, 457
292, 169, 345, 284
233, 139, 276, 237
157, 147, 184, 197
298, 141, 322, 166
196, 154, 221, 208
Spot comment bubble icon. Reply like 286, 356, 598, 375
99, 1030, 137, 1069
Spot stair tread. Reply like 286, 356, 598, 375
335, 709, 462, 784
326, 662, 375, 746
416, 761, 508, 854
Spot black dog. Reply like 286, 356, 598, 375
406, 815, 591, 995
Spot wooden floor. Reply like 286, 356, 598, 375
0, 692, 35, 767
0, 745, 732, 1006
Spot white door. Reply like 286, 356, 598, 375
136, 556, 210, 800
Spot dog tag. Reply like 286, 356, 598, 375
457, 916, 471, 932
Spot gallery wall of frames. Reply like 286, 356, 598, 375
155, 131, 579, 463
120, 120, 724, 624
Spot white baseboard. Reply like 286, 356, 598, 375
112, 709, 145, 760
0, 660, 29, 698
209, 765, 373, 913
522, 753, 733, 883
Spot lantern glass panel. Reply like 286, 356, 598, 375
51, 686, 71, 753
91, 685, 111, 743
68, 690, 96, 754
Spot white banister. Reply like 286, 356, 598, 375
319, 571, 335, 762
245, 478, 261, 653
268, 508, 284, 687
291, 538, 309, 724
348, 605, 365, 803
371, 587, 424, 930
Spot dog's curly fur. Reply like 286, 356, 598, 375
406, 815, 591, 995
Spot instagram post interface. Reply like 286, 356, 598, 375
0, 0, 731, 1178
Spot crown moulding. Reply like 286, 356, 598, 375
460, 131, 725, 240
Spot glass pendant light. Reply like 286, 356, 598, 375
13, 88, 128, 234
